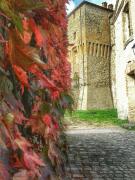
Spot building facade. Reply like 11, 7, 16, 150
112, 0, 135, 121
68, 0, 135, 122
68, 1, 113, 110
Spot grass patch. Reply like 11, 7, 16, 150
65, 109, 128, 127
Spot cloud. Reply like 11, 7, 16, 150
66, 0, 75, 14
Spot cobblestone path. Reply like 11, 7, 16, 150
65, 128, 135, 180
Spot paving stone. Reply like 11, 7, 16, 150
65, 128, 135, 179
72, 174, 84, 178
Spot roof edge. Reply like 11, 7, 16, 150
67, 0, 113, 17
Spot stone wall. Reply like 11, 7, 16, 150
68, 5, 88, 109
85, 4, 113, 109
68, 2, 113, 110
113, 0, 135, 121
110, 17, 117, 108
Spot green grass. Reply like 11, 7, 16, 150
66, 109, 128, 127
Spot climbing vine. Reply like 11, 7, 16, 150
0, 0, 73, 179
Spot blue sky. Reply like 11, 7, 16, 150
73, 0, 103, 6
66, 0, 115, 14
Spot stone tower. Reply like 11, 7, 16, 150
68, 1, 113, 110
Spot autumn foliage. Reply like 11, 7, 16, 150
0, 0, 73, 179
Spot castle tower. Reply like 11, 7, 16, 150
68, 1, 114, 110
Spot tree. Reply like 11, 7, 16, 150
0, 0, 73, 179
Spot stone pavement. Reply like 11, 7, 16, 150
65, 128, 135, 180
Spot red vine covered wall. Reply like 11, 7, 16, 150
0, 0, 73, 179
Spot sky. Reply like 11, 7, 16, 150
66, 0, 115, 14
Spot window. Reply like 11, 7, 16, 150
73, 12, 75, 18
73, 32, 76, 40
122, 3, 131, 44
73, 72, 79, 88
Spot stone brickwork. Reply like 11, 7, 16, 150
66, 128, 135, 179
68, 2, 113, 110
85, 4, 113, 109
68, 4, 87, 109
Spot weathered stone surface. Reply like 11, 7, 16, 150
112, 0, 135, 122
68, 2, 113, 110
65, 128, 135, 179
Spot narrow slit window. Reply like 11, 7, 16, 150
122, 3, 131, 43
74, 32, 76, 40
73, 12, 75, 18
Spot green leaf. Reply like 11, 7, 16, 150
0, 0, 46, 33
40, 103, 50, 115
0, 75, 13, 94
15, 0, 46, 12
0, 0, 23, 33
12, 15, 23, 33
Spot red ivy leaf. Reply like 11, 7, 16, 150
51, 91, 59, 101
54, 122, 59, 130
13, 65, 29, 93
29, 64, 59, 91
13, 169, 29, 180
42, 114, 51, 127
22, 151, 45, 178
0, 161, 10, 180
29, 19, 44, 47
